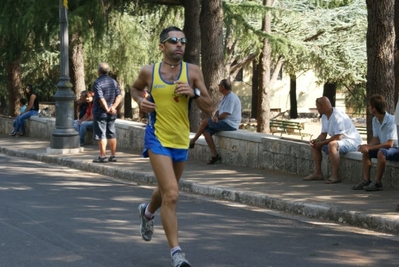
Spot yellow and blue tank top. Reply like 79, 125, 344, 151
144, 62, 191, 149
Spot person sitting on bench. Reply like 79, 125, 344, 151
189, 79, 241, 164
303, 96, 362, 184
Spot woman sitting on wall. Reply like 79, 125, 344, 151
9, 85, 39, 137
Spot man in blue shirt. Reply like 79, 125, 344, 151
92, 62, 122, 163
189, 79, 242, 164
353, 94, 399, 191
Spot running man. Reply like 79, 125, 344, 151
130, 26, 212, 267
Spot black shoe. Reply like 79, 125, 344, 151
108, 155, 117, 162
207, 154, 221, 164
9, 131, 17, 136
92, 156, 108, 163
364, 181, 383, 191
18, 132, 25, 136
352, 180, 371, 190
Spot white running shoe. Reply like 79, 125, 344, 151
171, 251, 191, 267
138, 203, 154, 241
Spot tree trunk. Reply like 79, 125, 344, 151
117, 78, 125, 119
200, 0, 224, 115
366, 0, 395, 142
124, 90, 133, 119
394, 0, 399, 104
6, 60, 24, 117
70, 34, 86, 118
251, 60, 258, 118
183, 0, 201, 65
0, 95, 7, 115
323, 82, 337, 107
257, 0, 275, 133
289, 75, 298, 119
70, 35, 86, 96
183, 0, 202, 132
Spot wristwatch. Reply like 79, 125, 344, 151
192, 88, 201, 99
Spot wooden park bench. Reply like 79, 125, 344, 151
270, 119, 313, 140
355, 125, 367, 140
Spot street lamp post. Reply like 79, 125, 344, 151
50, 0, 79, 149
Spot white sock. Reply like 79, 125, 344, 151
144, 206, 154, 220
171, 246, 181, 257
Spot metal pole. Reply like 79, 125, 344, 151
50, 0, 79, 149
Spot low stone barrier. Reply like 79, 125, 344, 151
1, 115, 399, 188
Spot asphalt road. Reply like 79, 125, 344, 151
1, 154, 398, 267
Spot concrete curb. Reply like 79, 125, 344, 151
1, 146, 398, 235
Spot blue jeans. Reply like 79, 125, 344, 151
204, 118, 237, 136
74, 121, 93, 145
14, 110, 38, 133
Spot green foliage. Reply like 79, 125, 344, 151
21, 44, 60, 101
0, 0, 368, 112
223, 1, 306, 71
311, 1, 366, 76
343, 82, 367, 115
223, 0, 367, 111
84, 4, 184, 89
311, 0, 355, 8
0, 0, 60, 105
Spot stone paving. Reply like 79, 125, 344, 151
1, 133, 398, 235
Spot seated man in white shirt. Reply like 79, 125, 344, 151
303, 96, 362, 184
353, 94, 399, 191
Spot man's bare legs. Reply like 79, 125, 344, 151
98, 139, 107, 157
362, 152, 372, 182
147, 151, 185, 249
328, 141, 340, 179
190, 119, 209, 145
203, 131, 217, 157
108, 138, 117, 156
303, 146, 323, 180
375, 150, 387, 184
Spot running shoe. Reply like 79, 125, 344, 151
92, 156, 108, 163
352, 180, 371, 190
108, 155, 117, 162
171, 251, 191, 267
364, 181, 383, 191
138, 203, 154, 241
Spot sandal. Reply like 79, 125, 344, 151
325, 177, 341, 184
207, 154, 221, 164
303, 175, 323, 181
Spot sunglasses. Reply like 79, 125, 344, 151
162, 37, 187, 45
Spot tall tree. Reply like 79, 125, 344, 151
200, 0, 224, 114
67, 0, 132, 105
257, 0, 275, 133
395, 0, 399, 104
6, 60, 24, 117
182, 0, 203, 131
0, 0, 51, 116
289, 75, 298, 118
366, 0, 395, 140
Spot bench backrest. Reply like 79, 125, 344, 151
270, 120, 303, 130
356, 126, 367, 134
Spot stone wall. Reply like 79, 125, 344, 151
1, 115, 399, 188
